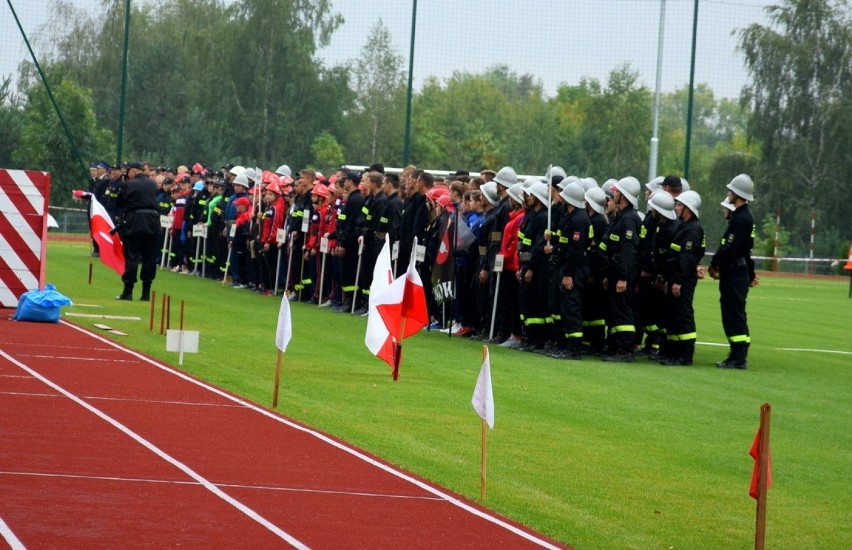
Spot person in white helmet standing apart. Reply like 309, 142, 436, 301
709, 174, 756, 369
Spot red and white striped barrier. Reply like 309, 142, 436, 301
0, 169, 51, 307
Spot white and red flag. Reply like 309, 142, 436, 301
367, 237, 429, 379
89, 195, 125, 276
365, 236, 396, 366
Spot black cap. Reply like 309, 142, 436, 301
550, 174, 564, 188
127, 161, 144, 170
368, 163, 385, 174
662, 175, 682, 189
452, 169, 470, 177
346, 171, 362, 184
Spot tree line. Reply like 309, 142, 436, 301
1, 0, 849, 260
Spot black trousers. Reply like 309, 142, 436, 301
720, 267, 750, 342
606, 277, 637, 353
122, 233, 159, 285
558, 266, 588, 342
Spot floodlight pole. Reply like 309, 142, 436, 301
648, 0, 666, 183
684, 0, 700, 179
402, 0, 417, 165
117, 0, 131, 165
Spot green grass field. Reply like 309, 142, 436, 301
35, 239, 852, 548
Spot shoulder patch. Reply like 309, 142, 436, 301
625, 230, 633, 239
685, 241, 693, 250
727, 233, 735, 242
572, 231, 581, 241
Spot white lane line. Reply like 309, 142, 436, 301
0, 391, 244, 408
0, 349, 309, 550
700, 341, 852, 355
776, 347, 852, 355
0, 515, 26, 550
60, 321, 562, 549
0, 471, 443, 501
14, 354, 139, 363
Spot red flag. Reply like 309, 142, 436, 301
89, 195, 125, 276
749, 427, 772, 499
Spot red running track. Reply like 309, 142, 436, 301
0, 315, 567, 549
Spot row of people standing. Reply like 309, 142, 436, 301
140, 161, 755, 369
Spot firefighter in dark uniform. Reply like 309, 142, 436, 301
476, 182, 500, 340
357, 171, 388, 314
549, 182, 590, 359
332, 172, 366, 312
517, 181, 550, 352
115, 162, 160, 301
661, 191, 704, 366
710, 174, 756, 369
635, 177, 664, 355
582, 186, 609, 355
601, 177, 642, 362
488, 167, 519, 344
396, 170, 429, 278
645, 191, 680, 360
288, 169, 315, 299
381, 173, 402, 246
155, 177, 175, 265
103, 164, 125, 222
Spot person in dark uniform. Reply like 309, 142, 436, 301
332, 172, 366, 312
581, 186, 609, 355
709, 174, 756, 369
287, 169, 315, 299
661, 191, 704, 366
550, 181, 590, 360
601, 177, 642, 362
517, 181, 550, 352
115, 162, 160, 301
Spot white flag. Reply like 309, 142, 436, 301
275, 293, 292, 353
471, 347, 494, 429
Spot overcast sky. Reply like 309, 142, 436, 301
2, 0, 773, 99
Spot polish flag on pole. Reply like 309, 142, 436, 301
89, 195, 125, 276
365, 236, 396, 367
370, 237, 429, 379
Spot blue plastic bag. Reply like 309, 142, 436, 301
13, 283, 73, 323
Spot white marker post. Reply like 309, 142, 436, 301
166, 329, 199, 366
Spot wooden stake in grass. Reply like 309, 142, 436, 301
166, 294, 171, 331
753, 403, 772, 550
88, 262, 93, 285
149, 290, 156, 332
179, 300, 185, 331
159, 293, 167, 335
272, 294, 292, 409
272, 351, 283, 408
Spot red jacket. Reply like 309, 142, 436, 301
499, 208, 524, 272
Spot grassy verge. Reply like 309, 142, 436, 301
39, 239, 852, 548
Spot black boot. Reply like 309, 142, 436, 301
717, 343, 748, 369
116, 283, 134, 301
140, 282, 152, 302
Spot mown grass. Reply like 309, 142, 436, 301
39, 239, 852, 548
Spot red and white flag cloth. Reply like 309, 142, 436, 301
89, 195, 125, 276
471, 346, 495, 429
374, 237, 429, 342
275, 292, 293, 353
365, 236, 396, 366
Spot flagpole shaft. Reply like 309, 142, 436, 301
221, 244, 232, 285
272, 350, 283, 408
352, 238, 364, 314
480, 418, 487, 502
318, 251, 327, 307
277, 243, 286, 296
489, 272, 502, 341
755, 403, 771, 550
161, 228, 170, 269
